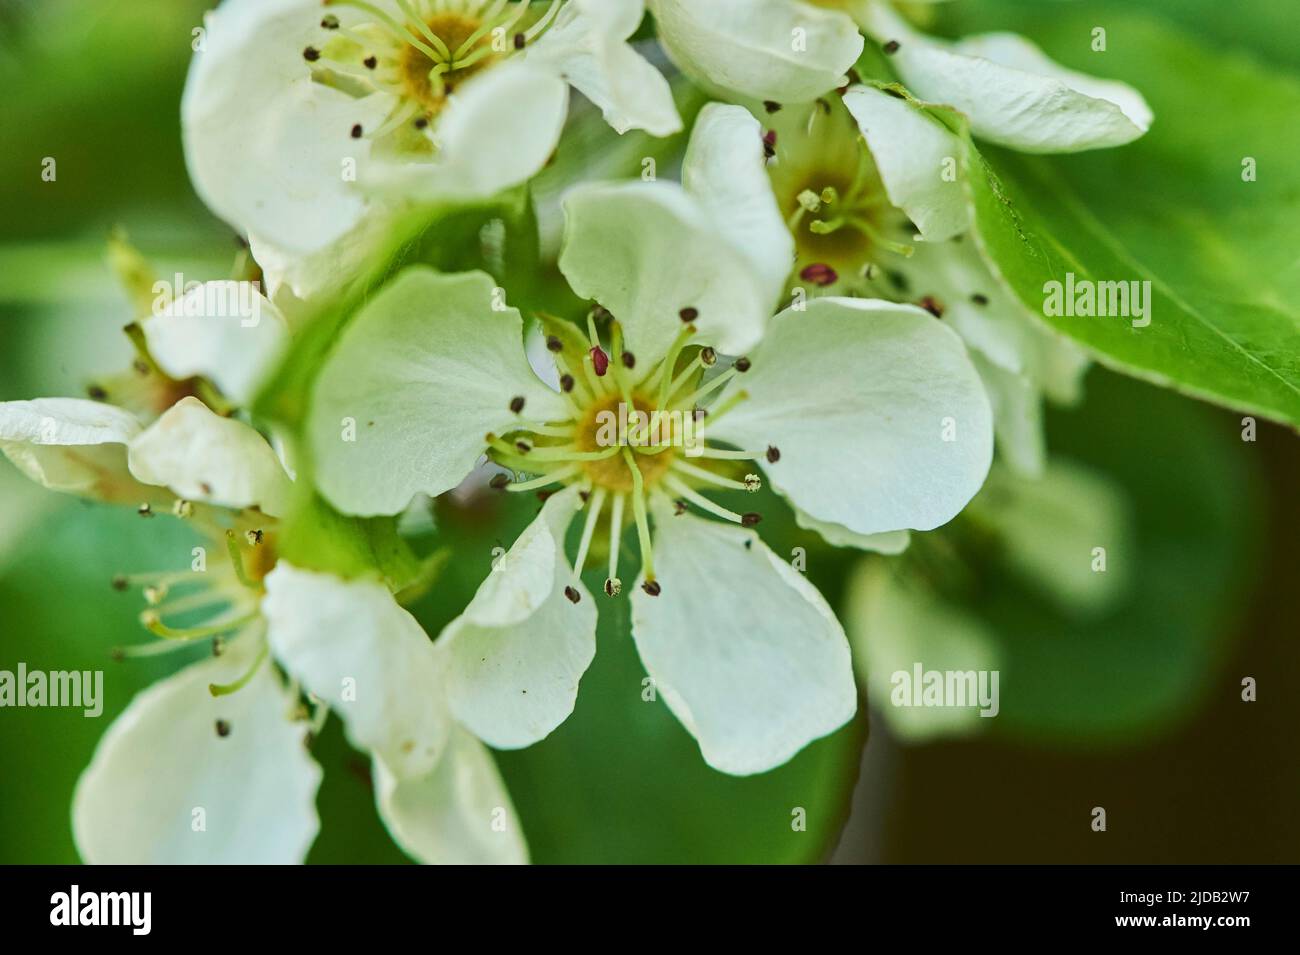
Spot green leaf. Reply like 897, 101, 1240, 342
950, 8, 1300, 427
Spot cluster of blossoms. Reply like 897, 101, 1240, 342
1, 0, 1149, 862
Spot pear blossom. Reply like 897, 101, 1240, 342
305, 173, 994, 772
183, 0, 681, 296
1, 386, 524, 863
650, 0, 1151, 152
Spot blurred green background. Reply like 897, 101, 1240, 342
0, 0, 1296, 863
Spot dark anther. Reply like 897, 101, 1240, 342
350, 123, 363, 138
763, 100, 782, 113
132, 359, 150, 375
918, 295, 945, 318
560, 373, 575, 393
673, 499, 687, 515
679, 306, 698, 322
364, 55, 378, 69
590, 304, 612, 323
212, 637, 224, 657
137, 503, 153, 517
489, 473, 510, 490
110, 648, 125, 663
564, 586, 581, 604
111, 574, 128, 592
515, 440, 531, 454
546, 335, 563, 352
800, 263, 838, 287
741, 512, 762, 527
536, 489, 554, 503
762, 129, 777, 159
700, 346, 717, 366
215, 719, 231, 738
509, 395, 526, 414
321, 15, 340, 29
971, 293, 989, 306
766, 445, 780, 463
414, 117, 429, 130
590, 346, 610, 377
734, 356, 751, 373
303, 46, 321, 62
579, 490, 591, 503
87, 384, 108, 401
247, 528, 264, 545
621, 351, 636, 370
642, 580, 662, 597
883, 39, 901, 55
513, 32, 526, 50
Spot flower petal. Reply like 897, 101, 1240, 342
141, 281, 290, 407
862, 5, 1151, 153
373, 726, 528, 865
649, 0, 864, 103
366, 61, 569, 203
262, 562, 450, 780
72, 639, 322, 863
793, 506, 911, 555
441, 487, 596, 748
630, 504, 856, 775
182, 0, 391, 252
0, 398, 155, 504
309, 267, 566, 516
127, 396, 292, 516
710, 297, 993, 536
841, 84, 967, 242
682, 103, 795, 307
559, 181, 770, 366
526, 0, 681, 136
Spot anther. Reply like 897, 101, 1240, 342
579, 490, 591, 503
700, 347, 717, 367
303, 46, 321, 62
741, 513, 762, 527
604, 578, 622, 597
734, 357, 751, 373
137, 503, 153, 517
513, 32, 526, 50
414, 117, 429, 130
642, 580, 662, 597
971, 293, 989, 306
590, 346, 609, 376
111, 574, 128, 592
489, 473, 510, 490
515, 440, 531, 454
673, 499, 687, 515
744, 474, 761, 492
172, 499, 194, 519
621, 351, 635, 370
350, 124, 363, 138
800, 263, 838, 287
245, 528, 264, 546
766, 445, 781, 463
509, 395, 526, 414
560, 373, 575, 393
87, 384, 108, 401
143, 585, 167, 606
918, 296, 944, 318
546, 335, 563, 352
321, 15, 340, 29
215, 719, 231, 738
762, 130, 777, 159
564, 585, 581, 604
537, 489, 554, 502
212, 637, 224, 657
883, 40, 901, 55
763, 100, 781, 113
364, 55, 378, 69
679, 306, 698, 322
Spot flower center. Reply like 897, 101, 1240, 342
398, 13, 496, 108
484, 313, 773, 597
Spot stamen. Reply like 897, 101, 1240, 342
670, 458, 761, 492
695, 446, 767, 461
650, 323, 698, 409
522, 0, 564, 43
208, 637, 270, 697
623, 450, 656, 586
396, 0, 453, 62
606, 492, 625, 596
504, 464, 583, 492
662, 474, 749, 525
452, 0, 510, 59
676, 364, 742, 410
224, 530, 261, 590
142, 608, 259, 641
571, 487, 607, 578
328, 0, 445, 61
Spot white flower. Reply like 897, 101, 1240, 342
304, 182, 993, 772
0, 391, 526, 864
183, 0, 681, 295
651, 0, 1151, 152
685, 96, 1088, 475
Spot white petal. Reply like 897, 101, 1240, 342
127, 397, 292, 516
441, 486, 595, 748
0, 398, 155, 504
309, 267, 567, 516
72, 640, 322, 863
711, 297, 993, 536
845, 561, 1000, 743
972, 353, 1046, 479
683, 103, 795, 307
862, 5, 1151, 153
262, 562, 450, 780
649, 0, 864, 103
526, 0, 681, 136
367, 62, 568, 203
841, 84, 967, 241
182, 0, 390, 252
141, 281, 290, 407
373, 726, 528, 865
558, 181, 770, 366
630, 505, 856, 775
793, 506, 911, 554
